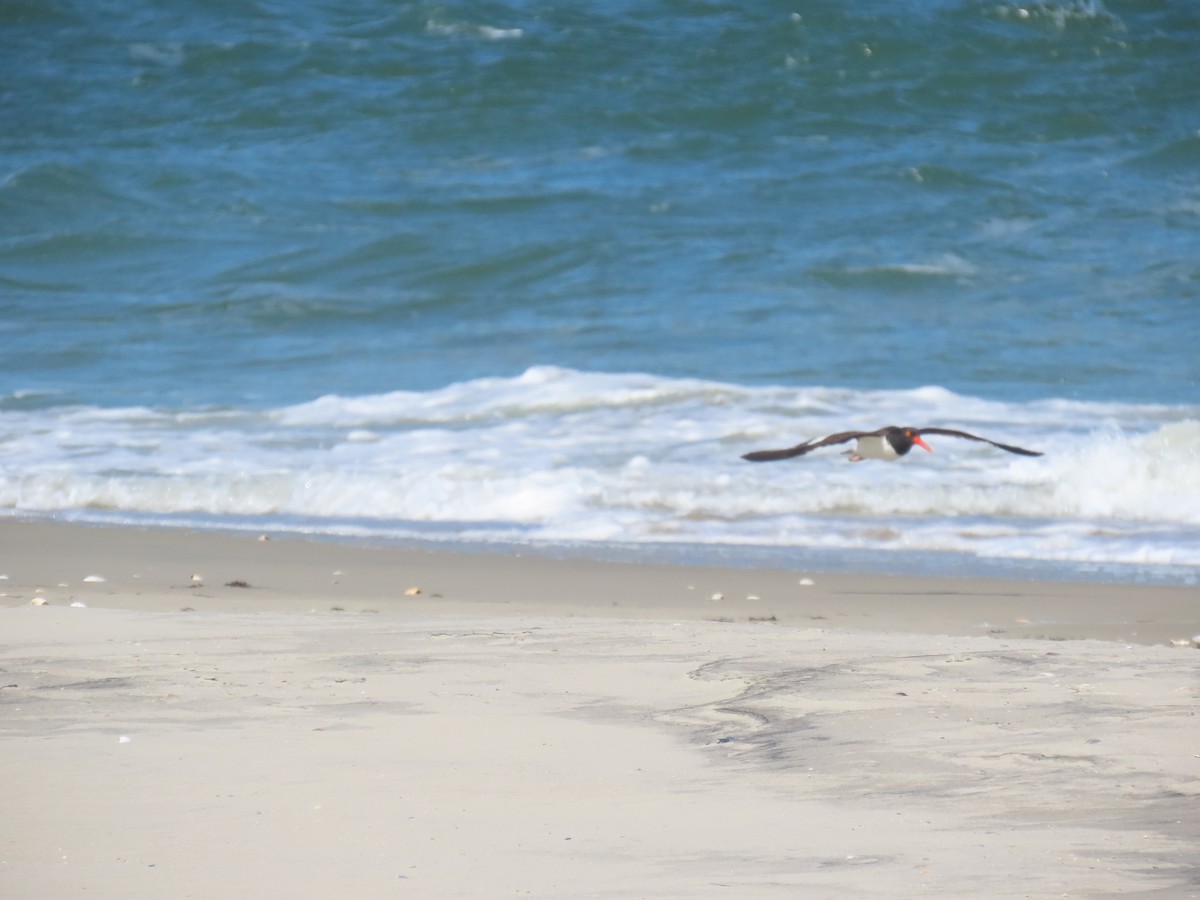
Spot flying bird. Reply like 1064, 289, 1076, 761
741, 425, 1043, 463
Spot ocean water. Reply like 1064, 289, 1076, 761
2, 1, 1198, 583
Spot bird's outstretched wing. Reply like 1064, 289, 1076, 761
915, 428, 1043, 457
741, 430, 877, 462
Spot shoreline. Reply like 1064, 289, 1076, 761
7, 510, 1198, 589
2, 519, 1198, 645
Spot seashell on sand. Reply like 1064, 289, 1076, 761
404, 586, 422, 596
798, 577, 815, 586
83, 575, 106, 583
31, 597, 48, 606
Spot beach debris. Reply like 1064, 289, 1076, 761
117, 735, 132, 744
798, 577, 815, 586
404, 586, 422, 596
30, 597, 48, 606
710, 592, 724, 601
746, 594, 761, 601
224, 580, 251, 588
82, 575, 106, 583
70, 601, 87, 608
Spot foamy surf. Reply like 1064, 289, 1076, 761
1, 367, 1196, 579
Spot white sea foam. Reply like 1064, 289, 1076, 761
1, 368, 1196, 576
425, 19, 524, 41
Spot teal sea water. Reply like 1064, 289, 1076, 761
2, 1, 1198, 581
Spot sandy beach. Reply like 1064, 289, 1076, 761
2, 521, 1198, 898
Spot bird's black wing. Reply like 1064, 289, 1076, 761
916, 428, 1043, 457
741, 430, 876, 462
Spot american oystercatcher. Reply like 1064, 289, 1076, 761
742, 426, 1043, 463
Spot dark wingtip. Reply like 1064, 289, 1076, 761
1002, 444, 1045, 457
741, 445, 810, 462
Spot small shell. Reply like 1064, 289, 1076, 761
404, 586, 422, 596
83, 575, 106, 583
710, 592, 724, 601
745, 594, 761, 601
257, 534, 271, 541
798, 578, 815, 586
70, 601, 87, 608
30, 597, 48, 606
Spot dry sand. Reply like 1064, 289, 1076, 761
2, 521, 1198, 898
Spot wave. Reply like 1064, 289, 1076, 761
1, 368, 1196, 574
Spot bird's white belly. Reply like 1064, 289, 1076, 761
849, 435, 899, 461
